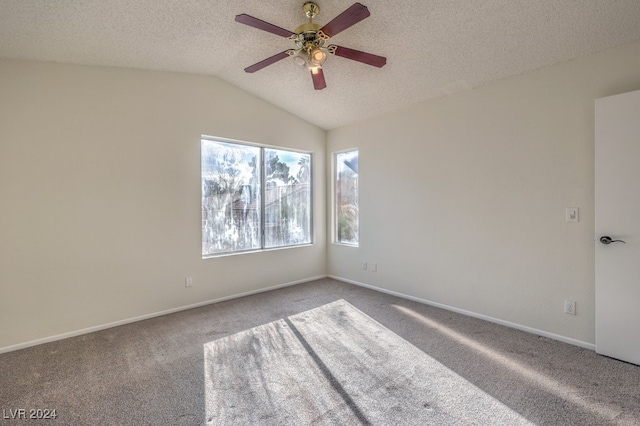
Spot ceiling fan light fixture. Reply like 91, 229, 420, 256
292, 50, 309, 68
310, 46, 328, 67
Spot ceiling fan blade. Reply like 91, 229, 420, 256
244, 51, 290, 73
235, 14, 295, 38
320, 3, 370, 38
311, 68, 327, 90
330, 45, 386, 68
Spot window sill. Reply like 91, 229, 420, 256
202, 243, 314, 259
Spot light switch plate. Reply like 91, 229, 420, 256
566, 207, 579, 222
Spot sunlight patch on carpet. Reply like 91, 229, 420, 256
204, 300, 532, 425
393, 304, 623, 423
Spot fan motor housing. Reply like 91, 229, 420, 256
294, 22, 321, 35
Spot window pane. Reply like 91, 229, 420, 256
264, 149, 312, 248
202, 140, 261, 255
336, 150, 358, 245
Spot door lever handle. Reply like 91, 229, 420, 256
600, 236, 626, 245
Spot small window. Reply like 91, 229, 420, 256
264, 148, 312, 249
335, 150, 359, 245
202, 138, 312, 257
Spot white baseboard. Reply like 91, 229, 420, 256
2, 274, 595, 354
329, 275, 596, 351
0, 275, 327, 355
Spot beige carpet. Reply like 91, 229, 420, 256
204, 299, 530, 425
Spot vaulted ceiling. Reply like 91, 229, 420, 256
2, 1, 640, 129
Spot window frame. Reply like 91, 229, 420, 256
201, 135, 313, 258
333, 148, 359, 247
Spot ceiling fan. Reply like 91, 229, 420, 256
235, 2, 386, 90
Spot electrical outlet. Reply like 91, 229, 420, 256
185, 277, 193, 288
564, 300, 576, 315
371, 263, 377, 272
362, 261, 368, 271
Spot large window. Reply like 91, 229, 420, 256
201, 138, 312, 257
335, 150, 358, 245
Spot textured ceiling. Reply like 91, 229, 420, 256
2, 1, 640, 129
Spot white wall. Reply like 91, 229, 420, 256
327, 41, 640, 346
0, 59, 326, 350
3, 40, 640, 352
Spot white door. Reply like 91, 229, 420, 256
595, 89, 640, 365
